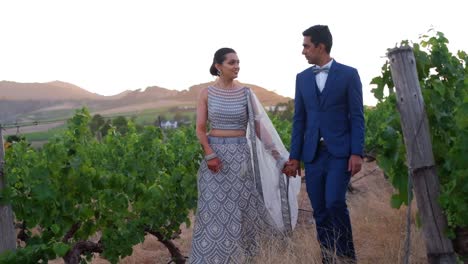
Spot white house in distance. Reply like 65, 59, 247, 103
264, 105, 287, 112
161, 121, 178, 129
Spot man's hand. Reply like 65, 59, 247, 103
348, 155, 362, 176
282, 159, 301, 177
207, 158, 222, 173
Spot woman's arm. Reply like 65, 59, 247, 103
196, 88, 222, 173
196, 88, 213, 155
248, 89, 282, 161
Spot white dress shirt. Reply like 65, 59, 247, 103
316, 59, 334, 142
315, 59, 334, 92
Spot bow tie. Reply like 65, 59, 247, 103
312, 66, 330, 74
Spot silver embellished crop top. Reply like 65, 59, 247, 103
207, 86, 248, 130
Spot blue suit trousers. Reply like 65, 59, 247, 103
304, 144, 356, 262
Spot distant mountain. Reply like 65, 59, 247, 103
107, 90, 133, 100
87, 82, 291, 116
0, 81, 105, 100
0, 80, 291, 123
111, 86, 180, 104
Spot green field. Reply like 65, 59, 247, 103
23, 125, 67, 142
19, 108, 196, 144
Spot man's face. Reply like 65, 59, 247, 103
302, 36, 321, 65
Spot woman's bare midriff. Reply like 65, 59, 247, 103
209, 129, 246, 137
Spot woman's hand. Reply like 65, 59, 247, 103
207, 157, 223, 173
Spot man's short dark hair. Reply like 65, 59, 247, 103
303, 25, 333, 54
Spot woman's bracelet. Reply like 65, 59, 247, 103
264, 142, 275, 150
205, 153, 218, 161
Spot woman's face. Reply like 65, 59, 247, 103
216, 52, 240, 80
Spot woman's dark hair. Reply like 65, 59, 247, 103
209, 47, 236, 76
303, 25, 333, 54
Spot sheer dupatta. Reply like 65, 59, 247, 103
246, 88, 301, 233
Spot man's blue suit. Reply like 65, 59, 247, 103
290, 60, 364, 261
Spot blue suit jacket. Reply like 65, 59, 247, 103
289, 61, 365, 162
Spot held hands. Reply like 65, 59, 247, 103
282, 159, 301, 177
281, 155, 362, 177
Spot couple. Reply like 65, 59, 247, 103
189, 25, 364, 264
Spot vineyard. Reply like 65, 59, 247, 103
0, 31, 467, 263
1, 108, 202, 264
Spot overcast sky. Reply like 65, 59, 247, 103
1, 0, 466, 105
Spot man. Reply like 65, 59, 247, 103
283, 25, 364, 263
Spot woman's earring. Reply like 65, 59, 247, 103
217, 69, 222, 76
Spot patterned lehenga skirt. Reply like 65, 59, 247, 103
189, 136, 278, 264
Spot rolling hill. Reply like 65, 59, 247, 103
0, 81, 291, 123
0, 81, 105, 101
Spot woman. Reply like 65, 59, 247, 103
189, 48, 301, 263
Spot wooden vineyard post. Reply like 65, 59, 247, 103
388, 47, 456, 263
0, 126, 16, 253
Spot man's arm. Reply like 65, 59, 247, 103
347, 69, 364, 156
284, 75, 306, 176
289, 75, 306, 160
347, 69, 364, 176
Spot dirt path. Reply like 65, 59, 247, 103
3, 121, 65, 135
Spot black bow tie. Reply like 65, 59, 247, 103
312, 66, 330, 74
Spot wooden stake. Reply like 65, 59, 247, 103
388, 46, 456, 264
0, 126, 16, 253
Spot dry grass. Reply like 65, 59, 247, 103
50, 162, 426, 264
251, 161, 426, 264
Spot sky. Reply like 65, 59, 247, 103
1, 0, 466, 106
